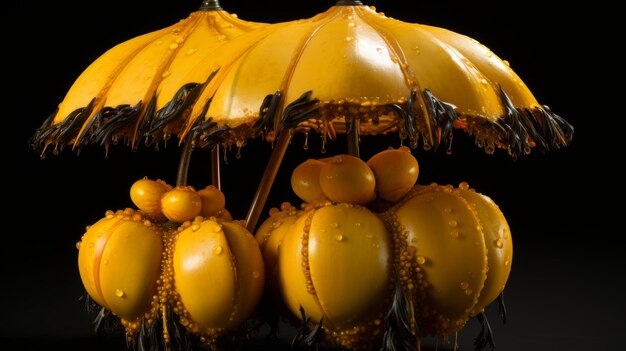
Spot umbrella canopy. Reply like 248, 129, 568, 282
31, 0, 265, 154
181, 0, 572, 158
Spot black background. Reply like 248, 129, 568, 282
1, 0, 620, 350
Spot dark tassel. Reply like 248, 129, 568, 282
474, 312, 496, 351
190, 117, 229, 148
93, 306, 120, 336
423, 89, 458, 150
78, 292, 100, 316
254, 91, 282, 134
90, 102, 143, 147
291, 306, 324, 350
146, 82, 204, 134
497, 88, 530, 157
379, 283, 416, 351
497, 292, 507, 324
280, 91, 320, 131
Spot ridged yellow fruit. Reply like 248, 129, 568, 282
197, 185, 226, 217
291, 159, 329, 204
255, 203, 300, 278
319, 155, 376, 205
161, 186, 202, 222
367, 146, 419, 202
278, 204, 391, 348
78, 209, 164, 321
173, 218, 264, 333
130, 178, 171, 218
382, 184, 512, 336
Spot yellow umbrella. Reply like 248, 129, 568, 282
174, 1, 572, 229
30, 0, 264, 155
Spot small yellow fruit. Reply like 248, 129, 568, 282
291, 159, 329, 203
161, 186, 202, 222
129, 178, 171, 217
197, 185, 226, 217
319, 155, 376, 205
367, 146, 419, 202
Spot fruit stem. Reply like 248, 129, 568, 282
347, 117, 360, 158
176, 138, 194, 187
211, 144, 222, 190
245, 130, 292, 231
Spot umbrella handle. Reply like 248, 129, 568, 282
176, 138, 194, 187
245, 131, 292, 232
211, 145, 222, 190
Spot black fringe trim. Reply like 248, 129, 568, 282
379, 283, 416, 351
474, 312, 496, 351
280, 91, 320, 131
423, 89, 458, 150
78, 292, 122, 335
497, 292, 507, 324
291, 306, 324, 350
254, 91, 282, 135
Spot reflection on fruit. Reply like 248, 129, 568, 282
367, 146, 419, 202
319, 155, 376, 205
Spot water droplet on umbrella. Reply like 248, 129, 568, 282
503, 60, 510, 67
76, 241, 82, 250
186, 48, 198, 56
486, 51, 493, 58
162, 71, 171, 78
335, 234, 344, 242
169, 43, 179, 50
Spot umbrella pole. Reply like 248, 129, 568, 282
176, 139, 194, 187
347, 117, 360, 158
211, 144, 221, 190
246, 131, 292, 231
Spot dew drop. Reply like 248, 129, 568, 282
161, 70, 171, 78
252, 271, 260, 279
495, 239, 504, 248
444, 208, 452, 214
503, 60, 510, 67
348, 22, 356, 28
450, 231, 460, 239
155, 40, 163, 45
103, 259, 109, 265
345, 36, 354, 42
330, 222, 339, 228
115, 289, 125, 298
213, 245, 223, 255
75, 241, 82, 250
416, 256, 426, 265
89, 242, 95, 248
212, 225, 222, 233
192, 224, 200, 232
169, 43, 179, 50
186, 48, 198, 56
504, 259, 510, 267
448, 220, 458, 228
465, 289, 473, 295
486, 51, 493, 58
460, 281, 469, 290
365, 233, 373, 239
335, 234, 344, 242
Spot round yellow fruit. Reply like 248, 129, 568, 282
197, 185, 226, 217
319, 155, 376, 205
367, 146, 419, 202
129, 178, 171, 217
161, 186, 202, 222
278, 204, 391, 349
291, 159, 329, 203
78, 209, 164, 321
173, 219, 264, 332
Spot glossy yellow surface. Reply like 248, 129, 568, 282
173, 219, 264, 330
319, 154, 376, 205
197, 185, 226, 217
458, 188, 512, 315
182, 5, 539, 139
161, 186, 202, 223
78, 212, 163, 321
279, 205, 391, 328
51, 9, 264, 145
130, 178, 170, 217
367, 146, 419, 202
291, 159, 329, 203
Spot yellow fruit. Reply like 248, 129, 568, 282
255, 203, 300, 281
278, 204, 391, 349
367, 146, 419, 202
318, 154, 376, 205
197, 185, 226, 217
291, 159, 329, 203
173, 219, 264, 332
161, 186, 202, 222
214, 208, 232, 221
78, 209, 164, 322
129, 178, 171, 217
383, 183, 512, 336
